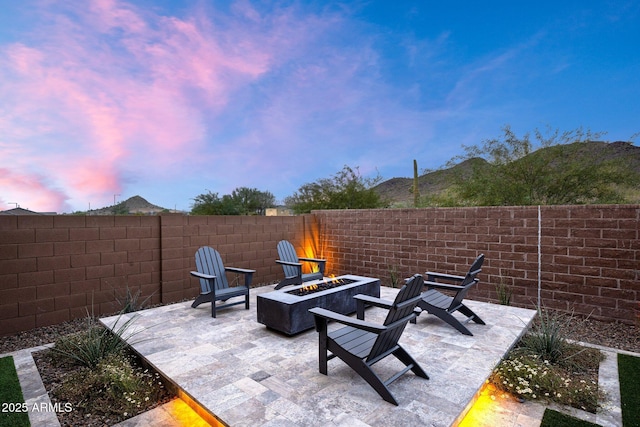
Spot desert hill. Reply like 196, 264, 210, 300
88, 195, 168, 215
374, 141, 640, 205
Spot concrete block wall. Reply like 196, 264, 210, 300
1, 205, 638, 335
313, 205, 640, 324
1, 215, 162, 335
0, 214, 314, 336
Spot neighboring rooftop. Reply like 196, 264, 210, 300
0, 207, 53, 215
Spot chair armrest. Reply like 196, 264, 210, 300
395, 294, 425, 310
276, 260, 303, 267
299, 257, 326, 264
423, 279, 477, 292
425, 271, 465, 282
190, 271, 218, 294
309, 307, 386, 334
353, 294, 393, 309
225, 267, 256, 274
225, 267, 255, 288
190, 271, 216, 280
354, 294, 392, 320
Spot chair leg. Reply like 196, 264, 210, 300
439, 310, 473, 335
392, 346, 429, 379
327, 344, 399, 405
211, 300, 217, 318
245, 292, 250, 310
458, 305, 485, 325
356, 360, 399, 406
192, 293, 211, 308
317, 321, 328, 375
274, 276, 300, 290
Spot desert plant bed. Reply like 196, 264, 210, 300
491, 309, 605, 413
32, 318, 173, 426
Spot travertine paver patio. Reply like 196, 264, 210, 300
101, 284, 537, 426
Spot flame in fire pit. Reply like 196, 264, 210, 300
287, 276, 356, 296
300, 284, 319, 292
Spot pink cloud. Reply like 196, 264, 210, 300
0, 0, 299, 211
0, 168, 68, 212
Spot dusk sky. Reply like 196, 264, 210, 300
1, 1, 638, 213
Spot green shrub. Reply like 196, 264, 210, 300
521, 308, 568, 363
51, 314, 142, 369
388, 265, 400, 288
495, 281, 512, 305
116, 286, 153, 313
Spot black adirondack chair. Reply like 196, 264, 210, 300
415, 254, 486, 335
274, 240, 326, 289
190, 247, 255, 318
309, 274, 429, 405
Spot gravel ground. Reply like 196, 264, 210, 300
1, 317, 91, 354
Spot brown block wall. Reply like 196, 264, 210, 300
313, 205, 639, 324
0, 214, 315, 336
1, 205, 638, 335
1, 215, 162, 335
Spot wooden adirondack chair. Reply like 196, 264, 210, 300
309, 274, 429, 405
415, 254, 486, 335
190, 247, 255, 318
274, 240, 326, 289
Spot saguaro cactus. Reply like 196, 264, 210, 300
413, 159, 420, 207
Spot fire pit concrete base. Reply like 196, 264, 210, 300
256, 274, 381, 336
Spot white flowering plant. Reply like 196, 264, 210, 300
491, 342, 604, 413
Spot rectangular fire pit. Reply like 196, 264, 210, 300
256, 274, 380, 335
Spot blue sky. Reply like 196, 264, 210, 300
1, 0, 638, 213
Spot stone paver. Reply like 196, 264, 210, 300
101, 285, 537, 426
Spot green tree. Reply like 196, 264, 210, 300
284, 165, 386, 214
449, 126, 638, 206
191, 191, 240, 215
191, 188, 276, 215
230, 187, 276, 215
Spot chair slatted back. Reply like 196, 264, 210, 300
277, 240, 299, 278
450, 254, 484, 308
367, 275, 424, 362
194, 247, 228, 292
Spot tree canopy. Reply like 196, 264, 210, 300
284, 165, 386, 214
191, 187, 276, 215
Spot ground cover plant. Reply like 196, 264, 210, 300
618, 353, 640, 427
0, 356, 30, 427
490, 309, 604, 413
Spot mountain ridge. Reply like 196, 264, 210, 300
88, 195, 168, 215
373, 141, 640, 205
